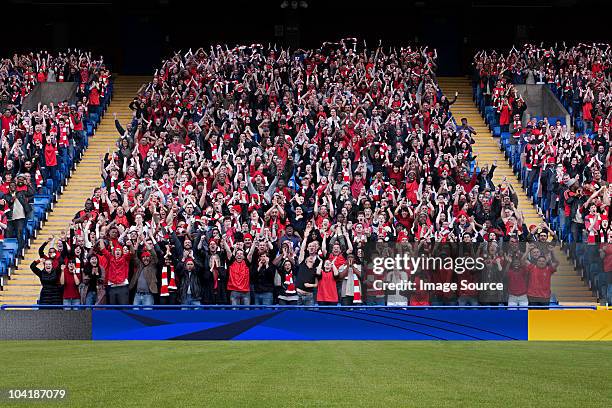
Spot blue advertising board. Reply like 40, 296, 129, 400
92, 309, 528, 341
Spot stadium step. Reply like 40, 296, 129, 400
437, 76, 596, 305
0, 76, 149, 306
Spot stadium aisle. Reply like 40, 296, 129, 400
437, 77, 596, 305
0, 76, 149, 305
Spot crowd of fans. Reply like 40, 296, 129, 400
473, 42, 611, 132
0, 50, 111, 251
473, 43, 612, 303
30, 40, 569, 308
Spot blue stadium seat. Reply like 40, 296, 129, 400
34, 195, 51, 211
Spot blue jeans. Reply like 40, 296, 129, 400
606, 284, 612, 306
430, 296, 458, 306
254, 292, 273, 305
85, 291, 97, 305
133, 292, 154, 309
230, 291, 251, 306
59, 146, 69, 167
63, 298, 81, 310
182, 294, 202, 306
366, 296, 386, 306
509, 144, 519, 167
297, 292, 314, 306
42, 165, 59, 191
458, 296, 479, 306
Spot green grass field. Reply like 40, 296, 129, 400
1, 341, 611, 407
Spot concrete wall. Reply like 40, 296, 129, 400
514, 84, 571, 126
21, 82, 78, 112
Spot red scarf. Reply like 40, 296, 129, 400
160, 264, 177, 296
284, 270, 296, 295
353, 273, 362, 304
35, 168, 43, 188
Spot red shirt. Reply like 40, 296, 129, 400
227, 259, 250, 292
387, 165, 404, 186
409, 275, 430, 306
507, 265, 528, 296
102, 249, 131, 285
168, 142, 185, 158
138, 143, 152, 159
71, 113, 83, 131
1, 115, 14, 133
316, 270, 338, 303
527, 264, 555, 299
328, 254, 346, 270
89, 87, 100, 106
44, 144, 58, 166
62, 269, 81, 299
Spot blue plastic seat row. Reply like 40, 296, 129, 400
479, 87, 608, 302
0, 82, 113, 289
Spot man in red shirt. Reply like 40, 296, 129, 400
0, 110, 14, 134
100, 240, 133, 305
527, 255, 558, 306
168, 135, 185, 158
506, 256, 529, 307
225, 244, 251, 306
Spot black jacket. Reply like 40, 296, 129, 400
176, 260, 205, 303
31, 261, 62, 305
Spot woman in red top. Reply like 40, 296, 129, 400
498, 99, 511, 132
316, 260, 339, 305
59, 259, 81, 309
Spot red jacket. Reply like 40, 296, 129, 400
102, 249, 131, 285
227, 260, 249, 292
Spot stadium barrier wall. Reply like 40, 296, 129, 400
1, 306, 610, 341
514, 84, 571, 127
0, 310, 91, 340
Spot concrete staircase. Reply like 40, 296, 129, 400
437, 77, 596, 305
0, 76, 148, 305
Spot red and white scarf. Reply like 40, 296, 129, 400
75, 258, 81, 275
160, 264, 177, 296
352, 272, 362, 304
35, 168, 43, 188
283, 271, 296, 295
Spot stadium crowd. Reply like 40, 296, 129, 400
0, 50, 111, 253
30, 40, 578, 308
473, 43, 612, 303
473, 43, 611, 133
